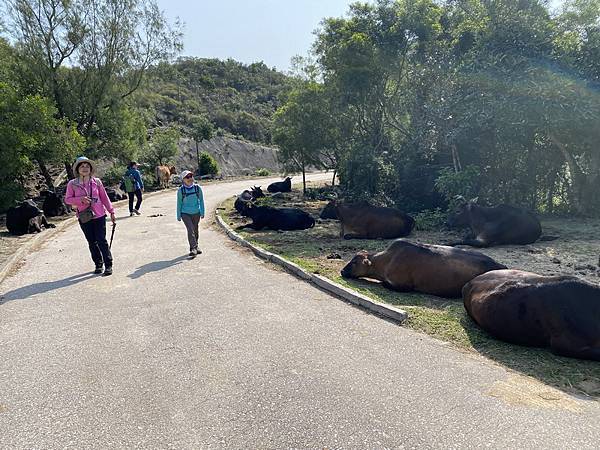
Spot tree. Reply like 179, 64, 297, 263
187, 114, 214, 172
144, 127, 180, 168
0, 82, 84, 210
7, 0, 182, 177
273, 82, 336, 194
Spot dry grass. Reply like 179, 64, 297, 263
220, 183, 600, 399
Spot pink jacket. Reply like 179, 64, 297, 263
65, 177, 115, 218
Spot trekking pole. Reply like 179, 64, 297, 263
109, 222, 116, 250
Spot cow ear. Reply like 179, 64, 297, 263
362, 258, 372, 266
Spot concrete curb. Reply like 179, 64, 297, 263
0, 187, 178, 287
215, 213, 408, 324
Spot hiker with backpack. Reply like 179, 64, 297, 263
123, 161, 144, 217
65, 156, 116, 276
176, 170, 205, 257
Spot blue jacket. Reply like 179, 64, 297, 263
177, 184, 205, 220
125, 168, 144, 191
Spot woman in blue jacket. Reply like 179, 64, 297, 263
177, 170, 205, 257
124, 161, 144, 216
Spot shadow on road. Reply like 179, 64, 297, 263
127, 255, 189, 279
0, 272, 96, 304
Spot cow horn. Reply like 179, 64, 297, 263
470, 197, 479, 204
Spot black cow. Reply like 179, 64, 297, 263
463, 269, 600, 361
6, 199, 56, 235
234, 186, 265, 216
236, 205, 315, 231
41, 190, 70, 216
267, 177, 292, 193
106, 187, 127, 202
446, 199, 544, 247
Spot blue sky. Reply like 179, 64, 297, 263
157, 0, 566, 72
155, 0, 361, 71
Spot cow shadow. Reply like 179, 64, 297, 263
0, 272, 96, 304
127, 255, 189, 279
459, 314, 600, 400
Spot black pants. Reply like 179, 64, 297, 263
79, 216, 113, 268
128, 189, 143, 212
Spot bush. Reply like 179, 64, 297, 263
102, 165, 128, 187
304, 185, 340, 201
434, 165, 481, 206
255, 168, 270, 176
412, 208, 448, 231
198, 151, 219, 176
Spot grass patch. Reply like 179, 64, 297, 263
218, 185, 600, 399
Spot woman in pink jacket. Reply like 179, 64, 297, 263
65, 157, 117, 276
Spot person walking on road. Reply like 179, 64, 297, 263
65, 156, 116, 276
123, 161, 144, 217
177, 170, 205, 258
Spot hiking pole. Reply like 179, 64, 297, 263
109, 222, 116, 250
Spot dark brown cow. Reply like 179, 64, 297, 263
463, 270, 600, 361
156, 165, 177, 189
446, 199, 544, 247
341, 239, 506, 297
322, 200, 414, 239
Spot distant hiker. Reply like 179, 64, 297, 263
123, 161, 144, 216
176, 170, 205, 257
65, 156, 116, 276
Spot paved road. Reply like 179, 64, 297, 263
1, 174, 598, 449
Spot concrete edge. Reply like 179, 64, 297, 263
0, 187, 178, 288
215, 212, 408, 324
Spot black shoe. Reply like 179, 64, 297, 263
94, 264, 103, 274
197, 249, 202, 254
102, 266, 113, 276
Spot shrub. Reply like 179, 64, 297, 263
198, 151, 219, 176
102, 165, 128, 187
434, 165, 481, 206
255, 168, 270, 176
412, 208, 448, 231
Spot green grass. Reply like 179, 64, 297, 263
219, 189, 600, 399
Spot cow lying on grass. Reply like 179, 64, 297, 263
7, 199, 56, 235
236, 205, 315, 231
341, 239, 506, 298
267, 177, 291, 193
463, 269, 600, 361
321, 200, 415, 239
446, 198, 554, 247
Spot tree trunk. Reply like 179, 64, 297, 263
65, 161, 75, 181
196, 140, 200, 174
302, 162, 307, 196
331, 169, 337, 187
550, 135, 585, 214
451, 145, 462, 173
38, 160, 54, 191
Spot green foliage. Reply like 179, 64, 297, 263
188, 114, 214, 144
144, 127, 180, 167
434, 166, 481, 204
255, 168, 270, 176
412, 208, 448, 231
102, 165, 128, 187
198, 151, 219, 176
0, 82, 84, 211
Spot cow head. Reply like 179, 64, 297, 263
341, 251, 372, 278
251, 186, 265, 199
446, 197, 478, 228
320, 200, 339, 220
169, 166, 177, 175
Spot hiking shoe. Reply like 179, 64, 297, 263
130, 212, 135, 217
134, 209, 141, 215
197, 248, 202, 255
94, 264, 103, 274
102, 266, 113, 276
189, 248, 197, 257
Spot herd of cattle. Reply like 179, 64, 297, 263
234, 180, 600, 362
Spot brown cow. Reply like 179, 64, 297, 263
322, 200, 414, 239
463, 269, 600, 361
156, 165, 177, 189
341, 239, 506, 297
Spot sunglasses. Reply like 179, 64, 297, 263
184, 174, 193, 179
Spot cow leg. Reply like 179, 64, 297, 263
28, 217, 43, 233
343, 233, 368, 240
41, 214, 55, 229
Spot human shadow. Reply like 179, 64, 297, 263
127, 255, 189, 280
0, 272, 96, 304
